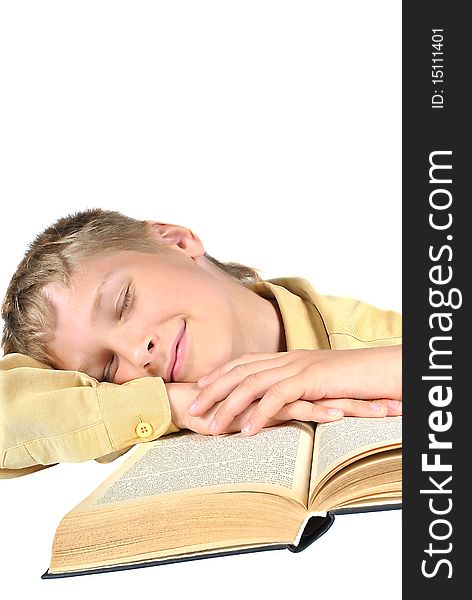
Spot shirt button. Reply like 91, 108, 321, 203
135, 422, 153, 438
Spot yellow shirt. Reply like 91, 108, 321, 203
0, 278, 401, 478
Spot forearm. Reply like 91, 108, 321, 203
189, 345, 403, 435
342, 344, 402, 401
1, 353, 175, 475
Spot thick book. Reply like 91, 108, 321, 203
42, 416, 402, 578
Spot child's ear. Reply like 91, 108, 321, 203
147, 222, 205, 259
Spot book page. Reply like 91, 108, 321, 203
76, 422, 314, 512
309, 416, 402, 501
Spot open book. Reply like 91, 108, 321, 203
43, 416, 402, 578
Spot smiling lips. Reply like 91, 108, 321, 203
167, 322, 187, 382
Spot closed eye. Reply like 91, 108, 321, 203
103, 285, 134, 382
120, 285, 134, 319
103, 357, 115, 383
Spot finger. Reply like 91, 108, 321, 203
189, 401, 255, 436
315, 398, 390, 418
196, 352, 287, 388
205, 366, 300, 433
261, 399, 394, 432
190, 357, 295, 416
239, 374, 324, 435
271, 400, 344, 425
241, 398, 395, 435
242, 399, 343, 436
387, 400, 402, 415
314, 398, 401, 418
241, 390, 393, 436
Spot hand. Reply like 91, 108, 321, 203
167, 382, 258, 435
188, 346, 402, 436
166, 382, 350, 435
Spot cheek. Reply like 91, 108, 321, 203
114, 364, 140, 385
194, 308, 235, 367
183, 302, 235, 379
164, 271, 229, 319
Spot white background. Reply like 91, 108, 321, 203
0, 2, 401, 599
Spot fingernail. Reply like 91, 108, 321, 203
371, 401, 384, 411
388, 400, 400, 410
328, 408, 340, 416
208, 419, 217, 432
189, 400, 198, 413
197, 376, 208, 387
242, 421, 252, 434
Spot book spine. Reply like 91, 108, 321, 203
288, 512, 335, 553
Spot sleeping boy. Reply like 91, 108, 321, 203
0, 209, 402, 478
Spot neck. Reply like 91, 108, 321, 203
199, 257, 286, 357
230, 280, 286, 355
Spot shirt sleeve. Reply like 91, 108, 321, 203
0, 353, 179, 479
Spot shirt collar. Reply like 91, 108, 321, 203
248, 279, 328, 351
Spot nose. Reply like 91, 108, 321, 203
133, 334, 158, 370
115, 332, 159, 381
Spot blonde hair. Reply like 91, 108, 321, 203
1, 208, 262, 364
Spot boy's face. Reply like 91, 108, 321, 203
44, 228, 241, 384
